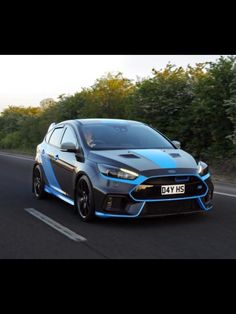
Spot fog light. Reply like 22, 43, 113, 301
106, 196, 113, 210
103, 195, 129, 213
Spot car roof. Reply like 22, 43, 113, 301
76, 118, 144, 125
50, 119, 145, 130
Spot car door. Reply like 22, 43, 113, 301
42, 126, 65, 194
53, 125, 79, 198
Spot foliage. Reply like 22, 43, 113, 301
0, 58, 235, 162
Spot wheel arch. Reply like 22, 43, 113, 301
73, 171, 94, 200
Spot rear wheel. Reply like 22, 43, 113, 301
33, 165, 46, 199
75, 175, 95, 222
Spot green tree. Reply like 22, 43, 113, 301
0, 58, 236, 163
80, 72, 135, 118
130, 64, 195, 142
224, 58, 236, 148
189, 56, 236, 159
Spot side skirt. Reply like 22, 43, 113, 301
44, 185, 74, 206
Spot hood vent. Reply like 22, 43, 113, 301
119, 154, 140, 159
169, 153, 181, 158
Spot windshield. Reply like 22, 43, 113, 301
80, 123, 174, 150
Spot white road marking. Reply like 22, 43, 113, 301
24, 208, 87, 242
214, 191, 236, 198
0, 152, 33, 161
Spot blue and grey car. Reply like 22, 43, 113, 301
32, 119, 214, 221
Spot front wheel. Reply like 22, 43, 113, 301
75, 175, 95, 222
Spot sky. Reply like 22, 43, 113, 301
0, 55, 226, 112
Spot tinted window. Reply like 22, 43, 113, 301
80, 123, 174, 150
45, 130, 53, 143
48, 127, 64, 147
61, 127, 78, 147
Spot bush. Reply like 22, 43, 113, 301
0, 58, 236, 163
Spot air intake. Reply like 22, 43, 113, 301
119, 154, 140, 159
169, 153, 181, 158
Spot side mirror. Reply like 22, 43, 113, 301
60, 142, 85, 162
172, 140, 181, 149
60, 142, 77, 152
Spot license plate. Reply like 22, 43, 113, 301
161, 184, 185, 195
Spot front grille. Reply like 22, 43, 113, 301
131, 175, 207, 200
141, 199, 201, 217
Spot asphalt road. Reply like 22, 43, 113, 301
0, 151, 235, 259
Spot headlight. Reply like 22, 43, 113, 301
198, 161, 209, 176
98, 164, 139, 180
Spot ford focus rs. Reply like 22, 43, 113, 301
32, 119, 214, 221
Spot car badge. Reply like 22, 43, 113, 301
168, 170, 176, 173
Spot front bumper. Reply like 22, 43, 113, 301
94, 173, 214, 218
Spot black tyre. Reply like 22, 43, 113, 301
33, 165, 46, 199
75, 175, 95, 222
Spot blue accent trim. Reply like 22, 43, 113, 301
95, 202, 145, 218
129, 174, 209, 202
197, 197, 213, 211
44, 185, 74, 206
201, 172, 210, 181
41, 154, 63, 192
131, 149, 176, 168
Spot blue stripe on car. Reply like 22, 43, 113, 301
41, 154, 62, 192
131, 149, 176, 168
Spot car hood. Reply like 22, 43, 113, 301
88, 148, 198, 173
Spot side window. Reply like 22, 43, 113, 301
61, 126, 78, 147
48, 127, 64, 147
45, 130, 53, 143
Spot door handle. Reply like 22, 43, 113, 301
54, 154, 59, 161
